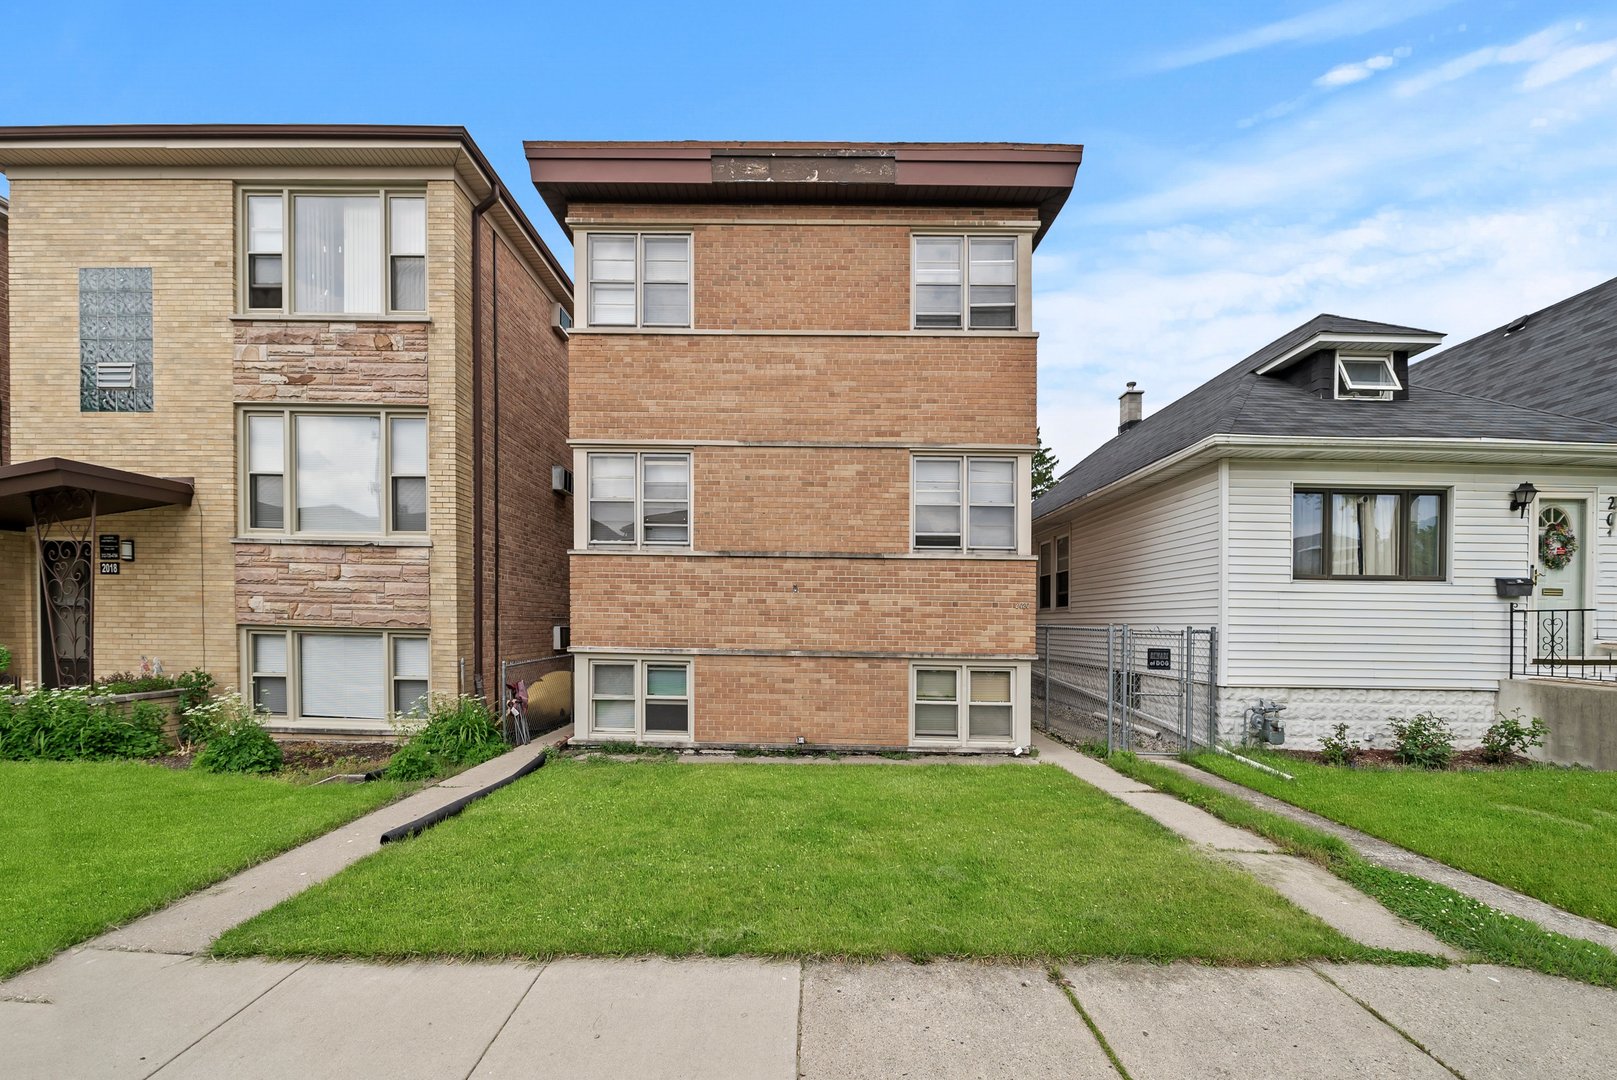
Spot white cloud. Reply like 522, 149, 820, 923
1521, 40, 1617, 90
1153, 0, 1453, 71
1394, 22, 1594, 96
1315, 50, 1405, 87
1034, 20, 1617, 469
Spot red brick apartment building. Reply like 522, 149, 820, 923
0, 127, 571, 733
528, 141, 1082, 750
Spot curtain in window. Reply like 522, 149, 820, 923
296, 414, 382, 533
295, 196, 383, 314
1331, 493, 1400, 576
300, 633, 385, 719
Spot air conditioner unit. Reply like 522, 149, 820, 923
553, 625, 571, 652
552, 465, 574, 495
552, 303, 573, 334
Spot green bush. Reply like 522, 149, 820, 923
1318, 723, 1362, 767
385, 695, 507, 779
176, 668, 216, 713
94, 672, 181, 696
1481, 710, 1549, 764
190, 694, 282, 775
382, 740, 441, 781
0, 688, 167, 762
1387, 712, 1455, 770
0, 644, 11, 675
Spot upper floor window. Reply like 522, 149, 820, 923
913, 455, 1017, 552
587, 233, 691, 328
241, 189, 427, 316
1335, 354, 1400, 401
587, 451, 692, 547
913, 235, 1018, 330
1293, 488, 1445, 580
242, 408, 427, 538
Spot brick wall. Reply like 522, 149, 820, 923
474, 218, 571, 698
6, 178, 239, 685
571, 334, 1036, 446
694, 446, 909, 554
692, 655, 910, 746
1, 203, 10, 465
572, 555, 1035, 656
236, 543, 431, 627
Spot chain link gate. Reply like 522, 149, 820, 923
1032, 624, 1217, 754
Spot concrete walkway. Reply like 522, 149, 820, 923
94, 726, 572, 955
1153, 757, 1617, 952
4, 949, 1615, 1079
1032, 734, 1460, 958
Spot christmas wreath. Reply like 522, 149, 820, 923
1539, 520, 1578, 571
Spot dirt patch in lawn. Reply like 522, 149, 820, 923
150, 741, 397, 775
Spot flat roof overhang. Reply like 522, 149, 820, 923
0, 457, 194, 530
525, 141, 1083, 248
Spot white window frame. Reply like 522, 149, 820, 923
584, 656, 694, 742
585, 450, 693, 549
585, 232, 693, 329
242, 628, 428, 727
911, 454, 1018, 553
237, 187, 428, 317
909, 663, 1018, 747
238, 406, 428, 539
1055, 534, 1071, 609
911, 234, 1020, 331
1334, 353, 1401, 401
1038, 540, 1054, 610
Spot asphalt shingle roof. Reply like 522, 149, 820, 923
1411, 275, 1617, 426
1034, 311, 1617, 519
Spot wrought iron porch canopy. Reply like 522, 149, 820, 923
0, 457, 193, 530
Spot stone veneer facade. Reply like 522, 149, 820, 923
0, 134, 571, 733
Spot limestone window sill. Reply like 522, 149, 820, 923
230, 314, 433, 324
232, 536, 433, 548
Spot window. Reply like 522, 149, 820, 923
240, 189, 426, 315
1335, 354, 1401, 400
586, 452, 691, 547
588, 658, 693, 739
1055, 535, 1071, 608
246, 629, 427, 723
1293, 489, 1446, 580
912, 664, 1016, 744
587, 233, 691, 328
1038, 541, 1053, 610
241, 408, 427, 537
79, 267, 153, 413
912, 235, 1019, 330
913, 455, 1018, 552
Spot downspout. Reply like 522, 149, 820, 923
490, 237, 501, 698
470, 182, 500, 698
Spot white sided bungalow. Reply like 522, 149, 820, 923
1034, 303, 1617, 756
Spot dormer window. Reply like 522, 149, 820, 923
1335, 354, 1401, 401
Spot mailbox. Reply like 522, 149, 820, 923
1495, 577, 1534, 599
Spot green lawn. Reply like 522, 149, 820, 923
1191, 750, 1617, 927
0, 761, 411, 978
217, 758, 1407, 965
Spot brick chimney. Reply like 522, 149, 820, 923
1119, 382, 1143, 434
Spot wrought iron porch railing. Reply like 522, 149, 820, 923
1509, 606, 1617, 683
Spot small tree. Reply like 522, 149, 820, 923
1032, 428, 1060, 500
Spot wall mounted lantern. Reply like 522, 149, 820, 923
1509, 481, 1538, 517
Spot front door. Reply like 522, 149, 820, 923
39, 540, 93, 688
1535, 500, 1587, 659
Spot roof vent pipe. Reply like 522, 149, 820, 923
1119, 382, 1144, 434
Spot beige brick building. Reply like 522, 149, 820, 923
528, 142, 1081, 750
0, 126, 572, 735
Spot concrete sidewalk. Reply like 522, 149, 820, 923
4, 950, 1614, 1079
94, 726, 572, 956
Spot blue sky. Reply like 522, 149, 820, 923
3, 1, 1615, 468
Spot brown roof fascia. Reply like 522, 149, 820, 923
0, 124, 572, 301
524, 141, 1083, 246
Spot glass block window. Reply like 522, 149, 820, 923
79, 267, 153, 412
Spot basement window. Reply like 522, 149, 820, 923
1335, 354, 1401, 401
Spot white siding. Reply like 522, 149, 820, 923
1225, 460, 1617, 690
1035, 466, 1221, 628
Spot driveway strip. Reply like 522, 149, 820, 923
1154, 758, 1617, 952
1033, 734, 1458, 957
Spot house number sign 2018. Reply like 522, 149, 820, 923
98, 534, 121, 575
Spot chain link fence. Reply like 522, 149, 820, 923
1033, 624, 1218, 754
498, 654, 574, 745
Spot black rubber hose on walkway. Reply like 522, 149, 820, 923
379, 747, 549, 844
